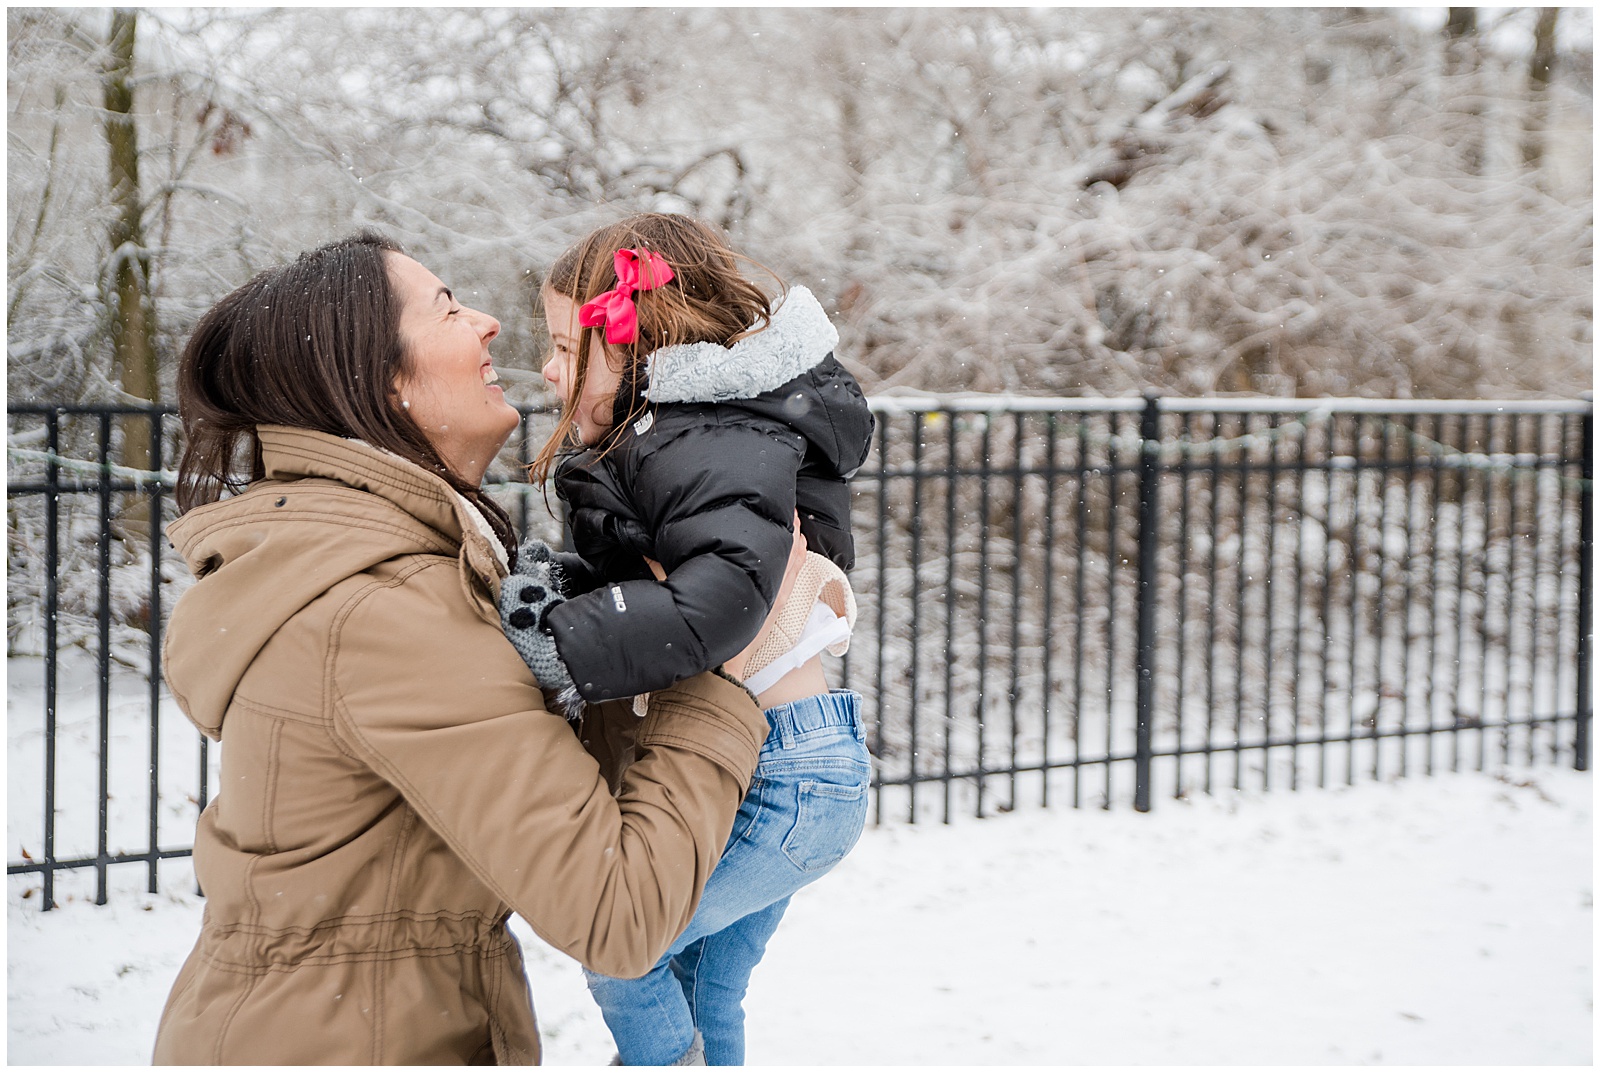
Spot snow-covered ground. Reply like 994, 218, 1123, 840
8, 762, 1591, 1064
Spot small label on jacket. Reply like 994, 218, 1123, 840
632, 411, 654, 437
610, 585, 627, 612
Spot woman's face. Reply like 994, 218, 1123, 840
541, 290, 623, 446
388, 253, 519, 485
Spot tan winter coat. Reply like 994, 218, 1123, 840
152, 426, 767, 1065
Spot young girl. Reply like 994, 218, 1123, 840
498, 213, 875, 1065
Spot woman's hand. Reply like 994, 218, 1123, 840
640, 514, 808, 689
719, 514, 808, 683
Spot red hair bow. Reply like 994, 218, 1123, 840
578, 248, 675, 345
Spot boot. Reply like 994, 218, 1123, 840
671, 1031, 706, 1066
609, 1030, 705, 1066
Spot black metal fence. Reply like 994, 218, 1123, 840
6, 397, 1592, 907
841, 397, 1591, 825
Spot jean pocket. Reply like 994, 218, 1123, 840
780, 770, 870, 873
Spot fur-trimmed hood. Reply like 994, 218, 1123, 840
645, 286, 839, 404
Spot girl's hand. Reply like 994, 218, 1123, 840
500, 541, 582, 719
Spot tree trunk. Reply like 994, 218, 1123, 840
1444, 7, 1477, 42
1443, 7, 1482, 175
1523, 8, 1559, 174
102, 8, 157, 487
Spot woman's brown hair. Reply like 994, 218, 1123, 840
530, 213, 781, 483
175, 230, 517, 556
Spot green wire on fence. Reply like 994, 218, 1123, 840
1378, 419, 1593, 491
4, 446, 541, 496
6, 447, 178, 488
1155, 406, 1333, 459
932, 409, 1590, 490
1161, 410, 1590, 491
9, 410, 1591, 496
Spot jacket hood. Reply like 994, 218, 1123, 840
644, 286, 839, 404
161, 426, 506, 739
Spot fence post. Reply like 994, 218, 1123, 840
1577, 404, 1592, 771
1134, 395, 1161, 811
43, 412, 61, 910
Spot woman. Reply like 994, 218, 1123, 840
152, 232, 801, 1064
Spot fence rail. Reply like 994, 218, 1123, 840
6, 397, 1592, 907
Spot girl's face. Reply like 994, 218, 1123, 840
542, 290, 623, 446
388, 253, 518, 485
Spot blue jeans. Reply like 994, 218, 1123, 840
585, 690, 871, 1065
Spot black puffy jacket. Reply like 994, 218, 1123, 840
547, 287, 873, 703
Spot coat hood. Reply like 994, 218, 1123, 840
161, 426, 507, 740
644, 286, 840, 404
632, 285, 870, 480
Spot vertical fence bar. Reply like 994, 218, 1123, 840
1371, 418, 1391, 782
1205, 412, 1223, 795
941, 413, 957, 824
1398, 417, 1417, 777
1233, 414, 1249, 791
872, 417, 888, 822
1499, 415, 1521, 765
515, 414, 532, 538
1347, 414, 1364, 787
1576, 405, 1592, 771
1174, 413, 1194, 797
908, 414, 924, 823
1263, 412, 1281, 790
1133, 397, 1161, 812
1476, 416, 1497, 770
1559, 411, 1578, 764
1040, 415, 1057, 810
974, 415, 992, 817
1455, 414, 1476, 773
1006, 412, 1023, 812
198, 614, 214, 860
1522, 417, 1543, 766
96, 413, 113, 905
1551, 414, 1570, 765
1071, 418, 1088, 809
147, 408, 164, 893
1433, 415, 1446, 777
43, 411, 61, 910
1289, 412, 1308, 789
1105, 414, 1122, 809
1316, 415, 1335, 788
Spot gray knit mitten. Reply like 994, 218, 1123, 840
499, 539, 583, 720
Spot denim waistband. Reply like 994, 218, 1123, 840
762, 689, 864, 747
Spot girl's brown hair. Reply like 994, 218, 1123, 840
531, 213, 781, 483
175, 230, 518, 557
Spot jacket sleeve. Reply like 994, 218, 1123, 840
547, 419, 804, 702
329, 561, 767, 979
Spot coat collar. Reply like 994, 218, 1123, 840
254, 426, 508, 585
163, 427, 510, 740
643, 286, 839, 404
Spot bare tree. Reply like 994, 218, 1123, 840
102, 9, 158, 481
1524, 8, 1561, 174
6, 6, 1591, 661
7, 7, 1591, 409
1442, 7, 1485, 175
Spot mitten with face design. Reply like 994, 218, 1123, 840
499, 540, 583, 720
